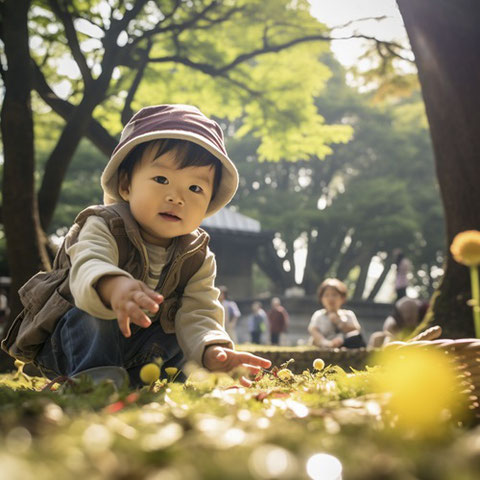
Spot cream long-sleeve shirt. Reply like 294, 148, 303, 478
66, 216, 233, 365
308, 308, 360, 347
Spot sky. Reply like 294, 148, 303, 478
310, 0, 409, 67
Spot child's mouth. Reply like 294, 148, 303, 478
159, 212, 180, 222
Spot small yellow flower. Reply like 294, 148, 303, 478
140, 363, 161, 385
450, 230, 480, 266
277, 368, 294, 381
313, 358, 325, 371
165, 367, 178, 379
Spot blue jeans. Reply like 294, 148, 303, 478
34, 307, 185, 387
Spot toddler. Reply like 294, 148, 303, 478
2, 104, 270, 386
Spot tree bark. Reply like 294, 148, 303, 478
0, 0, 50, 368
397, 0, 480, 337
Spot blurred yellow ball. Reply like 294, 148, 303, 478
375, 347, 465, 434
277, 369, 294, 381
313, 358, 325, 371
450, 230, 480, 266
140, 363, 161, 385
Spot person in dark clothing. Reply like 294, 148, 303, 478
248, 301, 267, 344
267, 297, 289, 345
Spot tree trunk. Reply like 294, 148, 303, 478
366, 254, 394, 301
352, 252, 372, 300
302, 238, 321, 295
37, 87, 109, 230
336, 237, 358, 281
256, 243, 293, 293
32, 62, 117, 156
0, 0, 50, 368
397, 0, 480, 337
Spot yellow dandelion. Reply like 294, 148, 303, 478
313, 358, 325, 371
277, 369, 294, 381
450, 230, 480, 266
140, 363, 161, 385
165, 367, 179, 380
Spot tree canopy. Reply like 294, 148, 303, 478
230, 57, 442, 300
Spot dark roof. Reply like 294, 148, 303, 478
201, 207, 261, 233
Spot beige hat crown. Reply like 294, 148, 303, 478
101, 104, 239, 216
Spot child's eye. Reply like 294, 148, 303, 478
153, 176, 168, 184
189, 185, 203, 193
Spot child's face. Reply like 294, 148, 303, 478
320, 287, 345, 312
119, 148, 215, 247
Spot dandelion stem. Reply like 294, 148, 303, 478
469, 265, 480, 338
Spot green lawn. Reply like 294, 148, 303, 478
1, 352, 479, 480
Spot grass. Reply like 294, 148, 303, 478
0, 353, 479, 480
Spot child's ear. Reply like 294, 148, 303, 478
118, 172, 130, 201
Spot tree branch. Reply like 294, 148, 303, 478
147, 54, 262, 96
121, 38, 153, 126
329, 15, 390, 30
32, 61, 117, 156
47, 0, 93, 85
128, 2, 245, 49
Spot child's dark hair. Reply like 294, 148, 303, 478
119, 139, 222, 199
317, 278, 348, 301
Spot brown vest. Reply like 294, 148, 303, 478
1, 203, 209, 363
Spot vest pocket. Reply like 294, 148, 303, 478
157, 295, 181, 333
19, 268, 69, 311
9, 270, 74, 361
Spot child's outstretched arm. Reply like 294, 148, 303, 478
203, 345, 272, 387
97, 275, 163, 337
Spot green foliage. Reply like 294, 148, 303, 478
28, 0, 352, 163
230, 55, 443, 296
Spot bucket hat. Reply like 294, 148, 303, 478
101, 104, 239, 216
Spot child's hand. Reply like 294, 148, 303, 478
327, 311, 341, 323
330, 337, 344, 348
203, 345, 272, 387
97, 275, 163, 337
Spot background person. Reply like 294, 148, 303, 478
247, 301, 267, 344
308, 278, 366, 349
368, 296, 429, 348
267, 297, 289, 345
394, 249, 412, 300
218, 285, 241, 343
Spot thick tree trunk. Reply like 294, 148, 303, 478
0, 0, 50, 368
397, 0, 480, 337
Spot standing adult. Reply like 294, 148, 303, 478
267, 297, 289, 345
247, 301, 267, 344
218, 286, 241, 343
394, 249, 412, 300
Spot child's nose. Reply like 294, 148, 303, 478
165, 191, 185, 206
